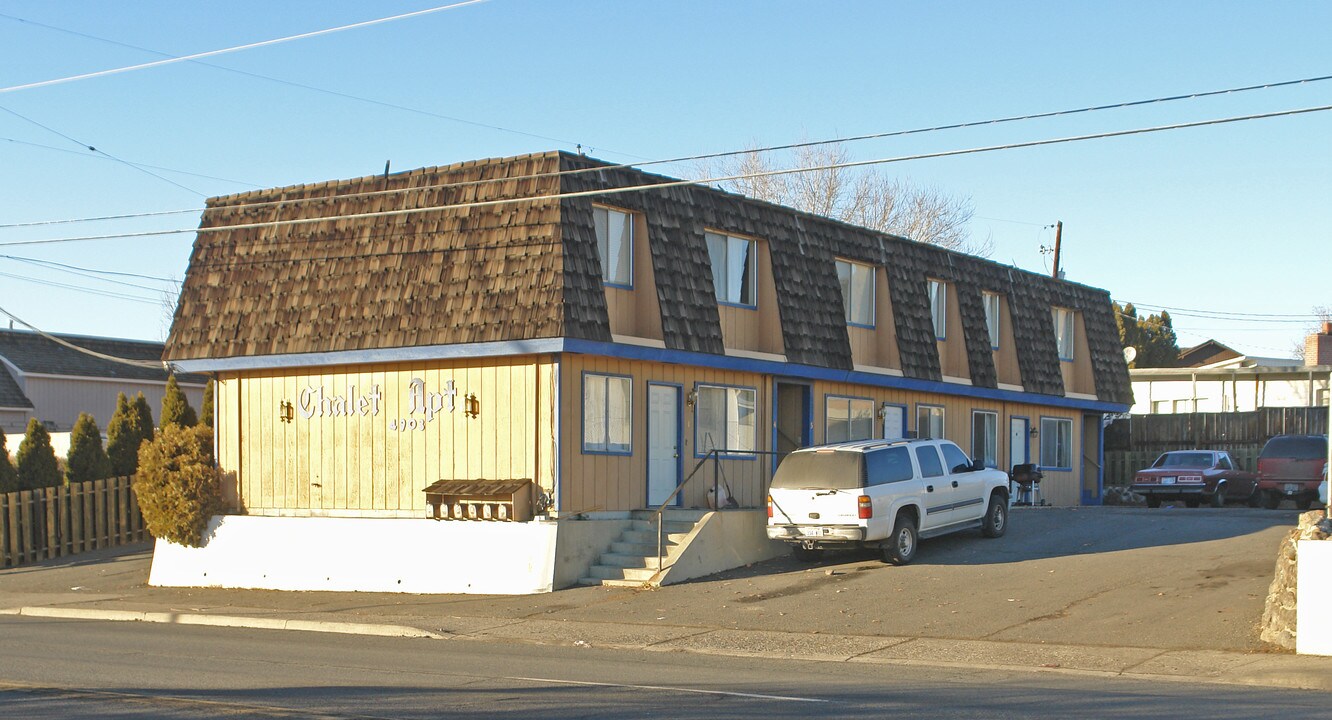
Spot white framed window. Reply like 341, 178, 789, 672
836, 259, 875, 327
593, 206, 634, 288
971, 410, 998, 468
1040, 417, 1073, 469
696, 384, 757, 455
1053, 307, 1075, 361
916, 404, 945, 439
583, 373, 632, 454
983, 291, 1001, 349
825, 395, 875, 443
705, 231, 757, 307
928, 279, 947, 340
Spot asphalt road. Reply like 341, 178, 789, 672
3, 616, 1331, 719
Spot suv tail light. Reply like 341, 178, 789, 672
858, 495, 872, 519
767, 495, 773, 519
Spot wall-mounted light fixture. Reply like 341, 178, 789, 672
464, 393, 480, 419
279, 400, 294, 423
686, 390, 698, 408
1029, 426, 1039, 438
877, 405, 889, 419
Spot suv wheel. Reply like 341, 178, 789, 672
1262, 491, 1281, 510
883, 513, 918, 566
981, 493, 1008, 538
1295, 497, 1314, 511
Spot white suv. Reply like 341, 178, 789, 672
766, 438, 1011, 564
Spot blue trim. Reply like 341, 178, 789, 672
770, 379, 814, 474
1081, 413, 1104, 506
646, 382, 683, 508
581, 371, 634, 456
847, 320, 876, 330
823, 393, 875, 444
718, 299, 757, 310
603, 281, 634, 291
561, 338, 1129, 414
180, 336, 1129, 415
692, 381, 759, 460
1010, 415, 1031, 469
1037, 415, 1074, 471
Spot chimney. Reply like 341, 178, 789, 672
1304, 322, 1332, 366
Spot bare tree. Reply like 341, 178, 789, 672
702, 142, 989, 256
1292, 304, 1332, 359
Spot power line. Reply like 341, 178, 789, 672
0, 304, 169, 369
0, 254, 179, 292
0, 104, 206, 197
0, 0, 491, 95
0, 11, 650, 163
0, 254, 179, 283
4, 103, 1329, 249
2, 71, 1328, 232
0, 270, 161, 304
0, 135, 263, 187
1120, 301, 1320, 319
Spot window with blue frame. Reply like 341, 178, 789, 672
983, 291, 1001, 349
593, 205, 634, 287
826, 395, 874, 443
971, 410, 998, 468
916, 404, 945, 439
836, 259, 875, 327
583, 373, 632, 454
705, 231, 756, 306
1040, 417, 1073, 469
696, 384, 756, 454
1053, 307, 1075, 361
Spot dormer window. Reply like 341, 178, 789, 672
836, 259, 875, 327
983, 291, 1001, 349
705, 231, 756, 307
1053, 307, 1075, 361
928, 279, 947, 340
594, 205, 634, 288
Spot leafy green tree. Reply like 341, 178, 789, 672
132, 392, 155, 445
107, 393, 139, 476
0, 427, 18, 493
160, 375, 198, 429
134, 424, 224, 548
65, 412, 112, 485
1114, 301, 1179, 369
16, 418, 61, 490
200, 380, 214, 429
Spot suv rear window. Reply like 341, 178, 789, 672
771, 451, 865, 490
1260, 435, 1327, 460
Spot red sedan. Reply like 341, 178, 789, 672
1131, 450, 1260, 508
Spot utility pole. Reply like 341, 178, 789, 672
1052, 221, 1063, 280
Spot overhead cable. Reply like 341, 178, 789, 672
0, 304, 171, 369
3, 103, 1329, 248
2, 72, 1328, 231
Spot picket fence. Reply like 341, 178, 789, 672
0, 476, 146, 569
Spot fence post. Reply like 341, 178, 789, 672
93, 478, 106, 550
58, 484, 71, 557
117, 477, 130, 546
1, 492, 11, 568
44, 487, 57, 560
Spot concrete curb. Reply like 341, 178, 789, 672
0, 606, 446, 640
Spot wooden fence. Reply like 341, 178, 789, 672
1105, 407, 1328, 452
0, 476, 146, 569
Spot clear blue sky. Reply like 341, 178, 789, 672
1, 1, 1328, 358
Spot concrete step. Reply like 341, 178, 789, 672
631, 508, 710, 523
577, 576, 648, 588
629, 519, 697, 535
586, 564, 657, 582
599, 553, 663, 569
610, 541, 670, 556
622, 530, 689, 546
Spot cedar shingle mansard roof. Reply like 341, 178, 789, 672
165, 151, 1132, 406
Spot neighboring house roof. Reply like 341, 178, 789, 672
165, 151, 1133, 406
0, 329, 204, 385
1176, 339, 1241, 368
0, 360, 32, 409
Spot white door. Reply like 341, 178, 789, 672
882, 404, 907, 439
647, 384, 681, 506
1010, 418, 1029, 470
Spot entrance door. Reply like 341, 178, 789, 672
647, 384, 682, 507
1010, 417, 1030, 471
773, 382, 812, 473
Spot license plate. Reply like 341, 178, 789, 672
1285, 484, 1301, 494
1161, 477, 1175, 485
804, 526, 828, 536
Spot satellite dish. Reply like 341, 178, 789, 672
1123, 346, 1138, 364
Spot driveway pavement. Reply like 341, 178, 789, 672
3, 506, 1330, 691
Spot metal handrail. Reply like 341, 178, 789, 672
652, 448, 783, 579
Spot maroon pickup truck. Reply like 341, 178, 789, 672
1132, 450, 1259, 508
